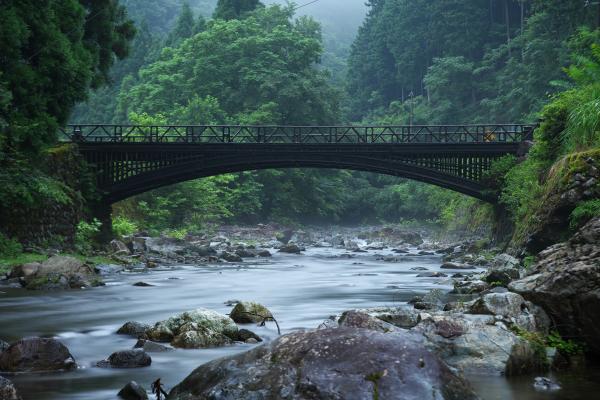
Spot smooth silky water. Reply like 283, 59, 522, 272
1, 247, 598, 399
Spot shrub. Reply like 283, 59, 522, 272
75, 219, 102, 254
112, 216, 138, 239
0, 232, 22, 257
570, 199, 600, 229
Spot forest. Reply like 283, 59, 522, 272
0, 0, 598, 243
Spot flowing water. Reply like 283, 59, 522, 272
1, 246, 598, 399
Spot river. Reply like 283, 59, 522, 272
1, 245, 599, 399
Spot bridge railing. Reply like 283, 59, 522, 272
58, 124, 536, 144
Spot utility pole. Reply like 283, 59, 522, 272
409, 90, 414, 132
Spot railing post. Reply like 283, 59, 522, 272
71, 126, 83, 142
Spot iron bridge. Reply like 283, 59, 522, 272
59, 124, 536, 204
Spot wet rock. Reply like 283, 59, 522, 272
133, 339, 173, 352
94, 264, 124, 275
338, 310, 399, 332
416, 272, 448, 278
493, 254, 520, 269
469, 292, 527, 318
0, 339, 9, 353
392, 248, 409, 254
355, 306, 420, 329
0, 376, 21, 400
413, 314, 545, 376
117, 321, 151, 337
187, 244, 216, 257
146, 308, 238, 349
118, 381, 148, 400
97, 350, 151, 368
410, 266, 428, 271
167, 328, 478, 400
418, 250, 435, 255
145, 237, 185, 257
0, 337, 77, 372
275, 229, 294, 244
441, 262, 476, 270
235, 248, 256, 258
229, 301, 273, 324
510, 217, 600, 355
220, 251, 242, 262
450, 280, 488, 294
278, 243, 303, 254
236, 329, 262, 343
533, 377, 561, 391
483, 267, 519, 287
110, 240, 130, 255
12, 256, 102, 290
133, 281, 154, 287
257, 249, 272, 257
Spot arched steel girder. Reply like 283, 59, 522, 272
102, 154, 497, 204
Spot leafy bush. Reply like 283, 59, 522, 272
0, 232, 22, 257
546, 331, 585, 356
112, 216, 138, 238
570, 199, 600, 229
75, 219, 102, 254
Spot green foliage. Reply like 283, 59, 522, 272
112, 216, 138, 238
570, 199, 600, 229
0, 232, 23, 258
75, 219, 102, 254
0, 0, 135, 155
546, 331, 585, 356
213, 0, 261, 21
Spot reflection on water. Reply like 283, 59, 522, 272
0, 246, 598, 399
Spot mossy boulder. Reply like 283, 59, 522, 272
146, 308, 238, 349
229, 301, 273, 324
12, 255, 103, 290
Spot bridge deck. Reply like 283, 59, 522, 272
60, 124, 535, 144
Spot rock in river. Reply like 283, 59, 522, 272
229, 301, 273, 324
0, 376, 21, 400
278, 243, 303, 254
117, 321, 151, 337
118, 381, 148, 400
0, 337, 77, 372
97, 350, 151, 368
146, 308, 239, 349
167, 327, 478, 400
11, 255, 103, 290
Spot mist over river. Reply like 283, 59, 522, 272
1, 245, 599, 400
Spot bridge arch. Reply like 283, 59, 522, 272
105, 154, 496, 204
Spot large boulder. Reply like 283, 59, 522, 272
110, 240, 130, 255
509, 217, 600, 355
167, 328, 478, 400
412, 313, 545, 376
97, 350, 151, 368
468, 292, 550, 333
12, 256, 102, 290
0, 376, 21, 400
0, 337, 77, 372
146, 308, 238, 349
344, 306, 419, 329
229, 301, 273, 324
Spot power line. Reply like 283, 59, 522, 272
293, 0, 322, 11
